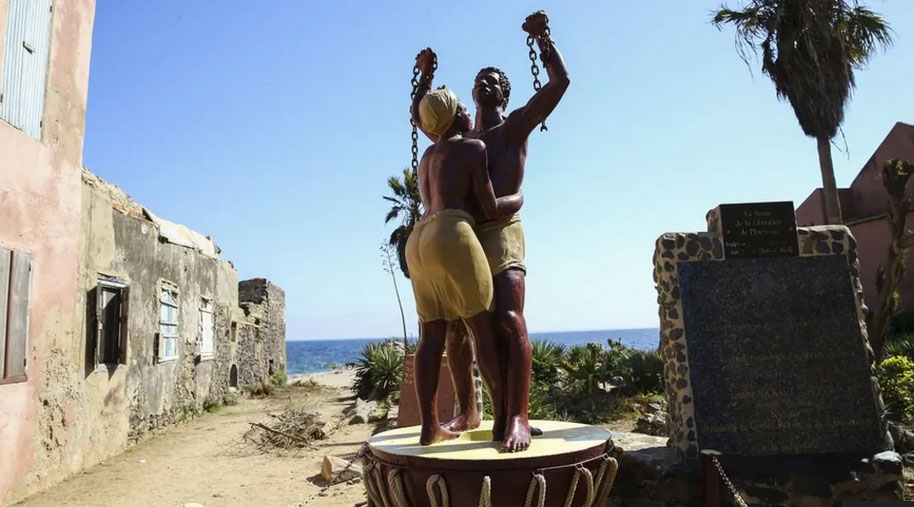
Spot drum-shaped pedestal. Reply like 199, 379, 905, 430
363, 420, 618, 507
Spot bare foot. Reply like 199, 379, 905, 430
503, 416, 532, 452
420, 425, 461, 445
441, 412, 481, 432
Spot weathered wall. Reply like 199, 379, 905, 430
841, 214, 914, 314
235, 278, 286, 386
80, 179, 239, 441
0, 1, 97, 504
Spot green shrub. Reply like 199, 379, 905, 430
623, 349, 664, 395
222, 392, 239, 406
878, 355, 914, 422
247, 380, 275, 397
203, 397, 222, 413
885, 332, 914, 362
270, 371, 288, 387
353, 339, 404, 401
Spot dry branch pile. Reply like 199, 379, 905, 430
245, 409, 328, 451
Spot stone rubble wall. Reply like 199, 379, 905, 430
608, 433, 904, 506
652, 216, 887, 459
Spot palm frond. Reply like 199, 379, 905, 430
843, 6, 893, 67
385, 206, 402, 224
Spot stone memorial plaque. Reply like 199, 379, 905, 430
719, 202, 798, 258
679, 255, 884, 456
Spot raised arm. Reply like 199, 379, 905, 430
471, 142, 524, 219
410, 48, 440, 143
508, 11, 570, 137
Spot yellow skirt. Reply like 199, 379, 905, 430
475, 213, 526, 275
406, 209, 494, 323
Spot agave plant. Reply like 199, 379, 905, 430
561, 343, 606, 396
531, 339, 566, 386
352, 340, 404, 401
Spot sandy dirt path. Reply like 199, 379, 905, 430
14, 380, 373, 507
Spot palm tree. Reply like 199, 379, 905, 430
712, 0, 892, 224
384, 167, 423, 278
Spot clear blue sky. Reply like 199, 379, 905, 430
83, 1, 914, 340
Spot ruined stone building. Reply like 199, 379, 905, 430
0, 2, 285, 504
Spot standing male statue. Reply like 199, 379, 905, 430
410, 11, 569, 452
406, 86, 524, 445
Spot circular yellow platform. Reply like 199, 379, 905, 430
364, 420, 617, 507
368, 419, 611, 470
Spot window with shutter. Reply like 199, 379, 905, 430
158, 285, 179, 362
0, 0, 53, 139
1, 247, 31, 383
199, 298, 214, 359
92, 276, 128, 368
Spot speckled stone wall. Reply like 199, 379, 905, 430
653, 206, 889, 460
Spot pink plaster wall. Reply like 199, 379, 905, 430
849, 215, 914, 314
0, 0, 96, 504
795, 123, 914, 314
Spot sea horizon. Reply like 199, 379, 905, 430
285, 326, 659, 342
286, 328, 661, 375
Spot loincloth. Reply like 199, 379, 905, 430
474, 213, 526, 276
405, 209, 494, 323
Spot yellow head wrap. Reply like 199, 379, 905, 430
419, 87, 459, 136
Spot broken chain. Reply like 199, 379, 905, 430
525, 27, 552, 132
410, 56, 437, 173
410, 66, 420, 173
299, 443, 370, 506
711, 455, 748, 507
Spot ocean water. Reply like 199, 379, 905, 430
286, 328, 659, 375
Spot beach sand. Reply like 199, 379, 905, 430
14, 374, 371, 507
290, 368, 357, 390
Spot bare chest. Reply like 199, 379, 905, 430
474, 128, 527, 197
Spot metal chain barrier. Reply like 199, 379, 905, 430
711, 456, 748, 507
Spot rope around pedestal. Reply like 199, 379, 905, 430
363, 459, 383, 507
478, 475, 492, 507
426, 474, 449, 507
373, 465, 393, 507
387, 469, 410, 507
592, 456, 619, 507
364, 450, 619, 507
523, 472, 547, 507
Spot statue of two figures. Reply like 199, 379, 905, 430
405, 10, 569, 453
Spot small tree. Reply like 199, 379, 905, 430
869, 159, 914, 360
380, 241, 408, 347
